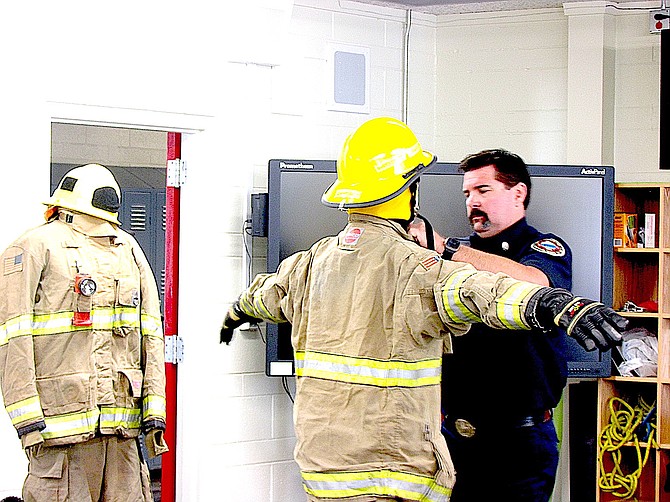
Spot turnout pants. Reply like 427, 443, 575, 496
22, 435, 153, 502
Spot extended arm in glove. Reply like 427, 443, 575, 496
528, 288, 629, 352
220, 300, 262, 344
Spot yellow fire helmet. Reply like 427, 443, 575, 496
44, 163, 121, 224
322, 117, 436, 217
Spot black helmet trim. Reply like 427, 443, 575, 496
322, 156, 437, 209
91, 187, 120, 213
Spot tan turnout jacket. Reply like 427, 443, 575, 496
0, 210, 166, 448
237, 213, 544, 502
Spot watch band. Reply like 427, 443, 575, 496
441, 237, 461, 260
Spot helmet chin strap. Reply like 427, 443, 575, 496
413, 213, 435, 251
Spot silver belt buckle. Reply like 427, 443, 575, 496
454, 418, 476, 438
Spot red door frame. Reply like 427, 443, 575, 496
162, 132, 181, 502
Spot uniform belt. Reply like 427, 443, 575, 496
444, 409, 553, 439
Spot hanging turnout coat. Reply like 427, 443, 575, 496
0, 210, 166, 448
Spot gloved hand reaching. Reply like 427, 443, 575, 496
531, 288, 629, 351
220, 301, 261, 344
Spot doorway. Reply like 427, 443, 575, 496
50, 123, 167, 500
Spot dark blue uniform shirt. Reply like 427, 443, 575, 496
442, 217, 572, 426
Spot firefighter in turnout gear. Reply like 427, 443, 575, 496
220, 117, 627, 502
0, 164, 168, 502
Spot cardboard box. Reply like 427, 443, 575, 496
613, 212, 637, 248
644, 213, 656, 248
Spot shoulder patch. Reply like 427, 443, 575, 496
530, 238, 565, 257
343, 227, 364, 246
4, 251, 23, 275
420, 254, 441, 270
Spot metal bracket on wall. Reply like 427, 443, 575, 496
167, 159, 187, 187
164, 335, 184, 364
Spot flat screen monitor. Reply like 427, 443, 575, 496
265, 159, 614, 378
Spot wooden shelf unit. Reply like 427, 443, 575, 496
596, 183, 670, 502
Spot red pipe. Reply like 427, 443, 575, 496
162, 132, 181, 502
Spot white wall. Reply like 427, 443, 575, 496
0, 0, 668, 500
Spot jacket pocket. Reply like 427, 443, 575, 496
425, 423, 456, 493
115, 368, 144, 408
116, 278, 140, 307
36, 373, 91, 416
114, 278, 141, 338
24, 445, 68, 502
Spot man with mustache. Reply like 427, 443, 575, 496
411, 149, 572, 501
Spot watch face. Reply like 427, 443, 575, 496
79, 278, 97, 296
446, 237, 461, 251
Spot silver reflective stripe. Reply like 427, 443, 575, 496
42, 409, 100, 439
6, 396, 42, 425
141, 313, 164, 339
495, 282, 539, 330
295, 351, 441, 387
0, 307, 160, 346
441, 270, 481, 324
143, 395, 167, 420
302, 469, 451, 502
99, 406, 142, 429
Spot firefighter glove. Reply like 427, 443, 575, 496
531, 288, 628, 352
220, 301, 259, 344
145, 428, 169, 458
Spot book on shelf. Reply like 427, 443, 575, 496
644, 212, 655, 248
613, 212, 637, 248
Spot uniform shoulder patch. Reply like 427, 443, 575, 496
3, 248, 24, 275
530, 238, 565, 257
343, 227, 364, 246
420, 254, 441, 270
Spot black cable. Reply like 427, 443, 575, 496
281, 376, 295, 403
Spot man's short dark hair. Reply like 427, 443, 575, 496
459, 148, 532, 208
1, 496, 24, 502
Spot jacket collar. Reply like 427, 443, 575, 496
58, 210, 120, 238
348, 213, 413, 241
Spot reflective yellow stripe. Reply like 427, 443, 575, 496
99, 406, 142, 429
295, 351, 441, 388
141, 313, 164, 340
143, 395, 167, 421
42, 409, 100, 439
441, 270, 481, 324
239, 293, 284, 324
302, 469, 451, 502
495, 282, 538, 330
0, 308, 162, 346
6, 396, 43, 425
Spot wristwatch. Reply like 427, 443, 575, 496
441, 237, 461, 260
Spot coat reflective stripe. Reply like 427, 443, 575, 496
294, 351, 441, 387
143, 395, 167, 420
495, 282, 539, 330
239, 294, 283, 324
0, 308, 163, 346
141, 313, 164, 339
42, 409, 100, 439
441, 270, 481, 324
99, 406, 142, 429
302, 469, 451, 502
6, 396, 43, 425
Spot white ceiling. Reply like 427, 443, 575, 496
349, 0, 648, 14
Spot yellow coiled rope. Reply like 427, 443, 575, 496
598, 396, 657, 500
